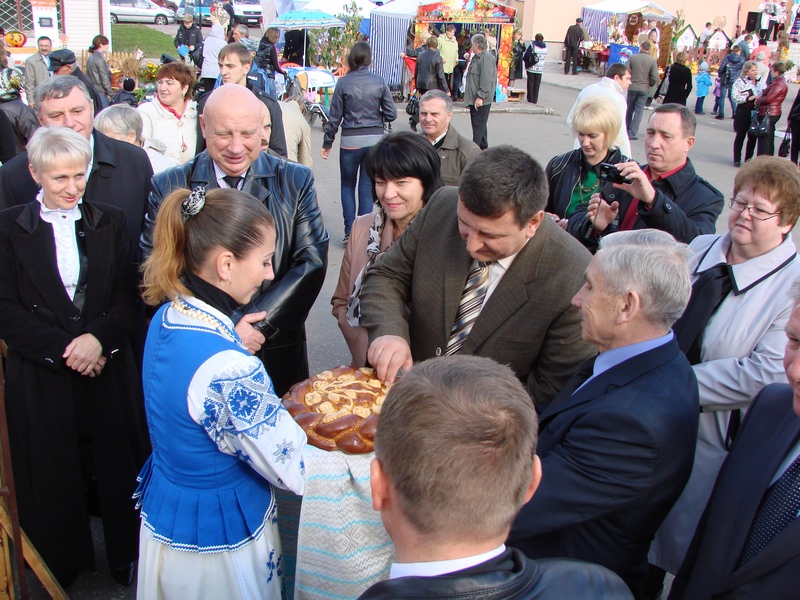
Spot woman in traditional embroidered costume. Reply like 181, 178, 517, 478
137, 186, 307, 599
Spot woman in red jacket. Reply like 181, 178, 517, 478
755, 61, 788, 156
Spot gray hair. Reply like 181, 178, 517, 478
790, 278, 800, 304
597, 230, 692, 328
27, 126, 91, 172
471, 33, 487, 51
420, 89, 453, 114
34, 75, 93, 115
234, 23, 249, 38
95, 104, 143, 144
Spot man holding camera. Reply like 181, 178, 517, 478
567, 104, 723, 253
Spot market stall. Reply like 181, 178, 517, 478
369, 0, 516, 97
580, 0, 675, 74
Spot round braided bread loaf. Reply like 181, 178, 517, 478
281, 366, 387, 454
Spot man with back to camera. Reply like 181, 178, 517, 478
566, 63, 633, 158
669, 278, 800, 599
568, 104, 724, 253
358, 354, 634, 599
564, 18, 586, 75
24, 36, 51, 108
140, 85, 328, 396
508, 229, 699, 598
0, 76, 153, 255
626, 40, 659, 140
359, 145, 595, 409
418, 90, 480, 186
411, 36, 449, 131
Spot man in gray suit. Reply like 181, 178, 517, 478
360, 146, 595, 407
24, 36, 51, 108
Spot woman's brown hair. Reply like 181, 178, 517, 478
141, 188, 275, 306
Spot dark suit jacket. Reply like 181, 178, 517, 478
415, 47, 449, 92
359, 186, 595, 407
0, 201, 148, 579
669, 384, 800, 600
508, 339, 699, 597
358, 548, 633, 599
0, 128, 154, 258
662, 63, 693, 105
140, 150, 328, 395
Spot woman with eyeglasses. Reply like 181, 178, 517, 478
646, 156, 800, 596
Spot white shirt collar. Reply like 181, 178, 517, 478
431, 129, 448, 145
213, 161, 248, 188
36, 188, 82, 221
87, 132, 95, 177
389, 545, 505, 580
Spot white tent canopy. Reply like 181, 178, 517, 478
302, 0, 379, 18
369, 0, 424, 18
583, 0, 675, 21
582, 0, 675, 43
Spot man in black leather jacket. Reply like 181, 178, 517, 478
141, 85, 328, 395
174, 14, 203, 54
359, 355, 632, 600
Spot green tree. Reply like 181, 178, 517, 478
309, 2, 363, 69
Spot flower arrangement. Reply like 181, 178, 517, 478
139, 61, 159, 84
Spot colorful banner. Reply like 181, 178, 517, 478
416, 0, 515, 24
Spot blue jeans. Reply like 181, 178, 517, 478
717, 85, 735, 118
626, 90, 648, 137
266, 77, 277, 100
339, 146, 374, 235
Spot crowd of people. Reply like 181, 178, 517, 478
1, 18, 800, 600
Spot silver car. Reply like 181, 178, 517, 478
110, 0, 176, 25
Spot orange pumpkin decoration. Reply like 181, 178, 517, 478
5, 31, 27, 48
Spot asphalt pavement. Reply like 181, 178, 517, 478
22, 55, 794, 599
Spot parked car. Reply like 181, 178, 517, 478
177, 0, 261, 26
151, 0, 179, 12
110, 0, 176, 24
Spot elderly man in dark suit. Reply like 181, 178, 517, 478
140, 84, 328, 396
0, 76, 153, 256
359, 145, 595, 408
669, 280, 800, 600
508, 229, 699, 598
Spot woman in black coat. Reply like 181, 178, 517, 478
509, 30, 525, 87
0, 127, 149, 588
662, 52, 693, 105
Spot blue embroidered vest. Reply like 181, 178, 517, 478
135, 303, 275, 552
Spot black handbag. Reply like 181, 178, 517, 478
748, 111, 770, 138
779, 129, 791, 157
405, 92, 419, 116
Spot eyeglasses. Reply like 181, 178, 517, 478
729, 198, 781, 221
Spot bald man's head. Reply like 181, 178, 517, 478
201, 86, 264, 176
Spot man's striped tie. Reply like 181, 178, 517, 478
445, 261, 491, 355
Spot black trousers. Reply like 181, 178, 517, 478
564, 46, 580, 74
453, 61, 466, 99
469, 103, 491, 149
733, 105, 758, 163
527, 72, 542, 103
757, 114, 781, 156
790, 119, 800, 163
410, 87, 427, 126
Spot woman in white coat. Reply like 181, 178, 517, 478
647, 155, 800, 593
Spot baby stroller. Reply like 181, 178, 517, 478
283, 72, 330, 127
